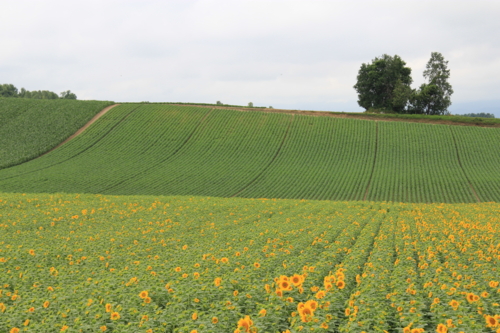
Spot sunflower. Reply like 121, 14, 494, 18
43, 301, 50, 308
29, 249, 35, 256
279, 280, 292, 291
259, 309, 267, 317
299, 307, 313, 322
485, 315, 498, 328
105, 303, 112, 312
436, 323, 447, 333
110, 312, 120, 320
253, 262, 261, 268
336, 280, 346, 289
192, 312, 198, 320
10, 328, 20, 333
306, 300, 318, 311
237, 315, 254, 332
449, 299, 459, 310
466, 293, 476, 303
214, 277, 222, 286
315, 290, 326, 299
139, 291, 148, 299
291, 274, 303, 287
212, 317, 218, 324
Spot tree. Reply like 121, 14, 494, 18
409, 83, 449, 115
248, 102, 253, 107
410, 52, 453, 115
0, 84, 18, 97
353, 54, 413, 112
60, 90, 77, 99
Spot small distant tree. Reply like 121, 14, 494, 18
248, 102, 253, 107
60, 90, 77, 99
216, 101, 222, 105
0, 84, 18, 97
461, 113, 495, 118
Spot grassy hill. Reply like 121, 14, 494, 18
0, 98, 114, 169
1, 102, 500, 202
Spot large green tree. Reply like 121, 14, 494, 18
353, 54, 413, 112
409, 52, 453, 115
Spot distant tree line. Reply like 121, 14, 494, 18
0, 84, 77, 99
354, 52, 453, 115
460, 113, 495, 118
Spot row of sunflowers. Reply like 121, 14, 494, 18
0, 193, 499, 332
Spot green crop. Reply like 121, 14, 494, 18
1, 103, 500, 203
0, 98, 114, 169
0, 192, 499, 332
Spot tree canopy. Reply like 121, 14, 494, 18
0, 84, 77, 100
353, 54, 413, 113
354, 52, 453, 115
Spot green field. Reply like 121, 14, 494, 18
1, 102, 500, 202
0, 98, 114, 169
0, 192, 499, 332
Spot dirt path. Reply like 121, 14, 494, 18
170, 104, 499, 128
40, 104, 120, 157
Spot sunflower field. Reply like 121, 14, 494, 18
1, 192, 499, 332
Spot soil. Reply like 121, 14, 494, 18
170, 104, 499, 128
39, 104, 120, 157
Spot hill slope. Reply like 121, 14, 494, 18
0, 98, 114, 169
1, 103, 500, 202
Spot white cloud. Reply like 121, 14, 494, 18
1, 0, 500, 112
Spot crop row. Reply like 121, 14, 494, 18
0, 98, 113, 169
1, 192, 499, 332
1, 104, 500, 203
367, 122, 476, 203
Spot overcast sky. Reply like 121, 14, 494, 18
1, 1, 499, 114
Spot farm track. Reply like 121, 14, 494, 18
38, 104, 120, 158
170, 104, 500, 128
0, 104, 141, 181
